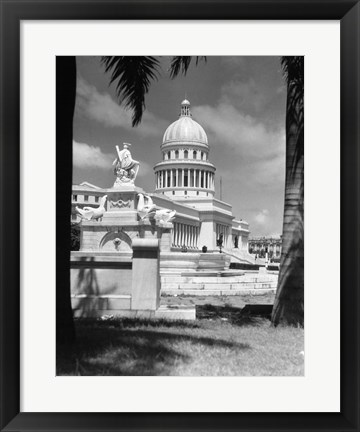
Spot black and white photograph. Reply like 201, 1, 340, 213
56, 55, 304, 376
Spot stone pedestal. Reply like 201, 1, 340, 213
131, 239, 160, 310
79, 186, 173, 253
71, 186, 195, 320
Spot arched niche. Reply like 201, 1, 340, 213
99, 230, 132, 252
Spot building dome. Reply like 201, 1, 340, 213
154, 98, 215, 200
162, 100, 208, 145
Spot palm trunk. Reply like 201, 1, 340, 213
271, 62, 304, 327
56, 56, 76, 345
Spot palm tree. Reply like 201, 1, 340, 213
271, 57, 304, 327
56, 56, 77, 345
101, 56, 205, 124
56, 56, 204, 346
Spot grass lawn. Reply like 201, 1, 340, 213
57, 295, 304, 376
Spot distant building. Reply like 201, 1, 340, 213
248, 236, 282, 259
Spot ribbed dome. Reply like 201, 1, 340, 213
162, 100, 208, 145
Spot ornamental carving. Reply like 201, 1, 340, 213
110, 199, 131, 208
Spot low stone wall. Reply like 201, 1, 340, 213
70, 240, 161, 318
160, 252, 231, 275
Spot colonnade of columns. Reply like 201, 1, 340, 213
155, 168, 215, 190
249, 241, 282, 258
172, 222, 200, 249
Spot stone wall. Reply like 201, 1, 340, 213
70, 240, 161, 318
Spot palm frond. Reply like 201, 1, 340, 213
281, 56, 304, 91
101, 56, 161, 126
169, 56, 207, 78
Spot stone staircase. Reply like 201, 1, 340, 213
161, 270, 278, 296
222, 248, 267, 266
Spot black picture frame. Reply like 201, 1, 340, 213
1, 1, 359, 431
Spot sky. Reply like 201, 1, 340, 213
73, 56, 286, 237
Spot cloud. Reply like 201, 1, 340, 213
221, 79, 267, 114
73, 140, 114, 169
75, 76, 167, 136
193, 102, 285, 186
254, 209, 269, 225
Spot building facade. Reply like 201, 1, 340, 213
248, 236, 282, 259
72, 99, 251, 255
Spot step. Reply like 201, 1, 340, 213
162, 288, 276, 296
162, 282, 277, 291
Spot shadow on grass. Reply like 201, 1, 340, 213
196, 304, 271, 326
57, 319, 250, 376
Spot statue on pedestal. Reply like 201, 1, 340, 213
112, 143, 140, 187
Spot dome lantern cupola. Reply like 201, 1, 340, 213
180, 99, 191, 117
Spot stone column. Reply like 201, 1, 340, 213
170, 169, 173, 188
176, 169, 179, 188
131, 238, 160, 311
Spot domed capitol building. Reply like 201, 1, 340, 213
72, 99, 251, 258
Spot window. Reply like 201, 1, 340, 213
193, 150, 197, 159
95, 196, 99, 203
184, 150, 188, 159
84, 195, 89, 202
168, 151, 171, 160
175, 150, 179, 159
201, 151, 204, 160
73, 194, 77, 202
172, 191, 175, 195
